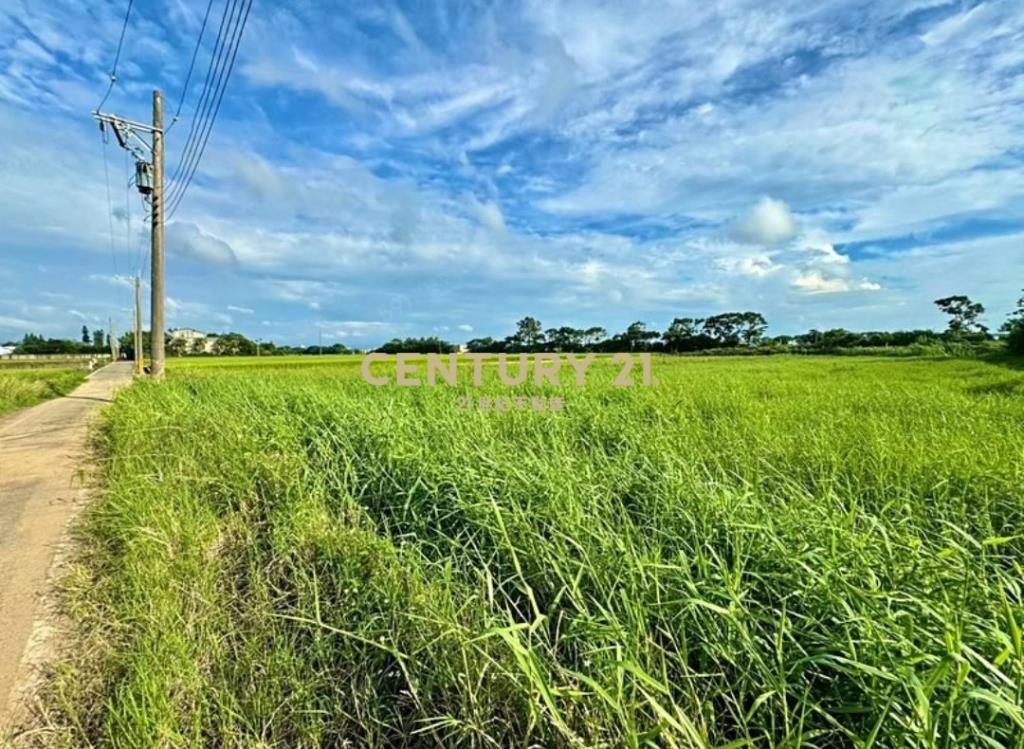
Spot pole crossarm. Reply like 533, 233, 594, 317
93, 111, 159, 161
92, 111, 161, 134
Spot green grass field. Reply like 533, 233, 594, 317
0, 367, 89, 418
46, 354, 1024, 747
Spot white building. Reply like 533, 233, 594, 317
168, 328, 218, 354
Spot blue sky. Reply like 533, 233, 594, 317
1, 0, 1022, 347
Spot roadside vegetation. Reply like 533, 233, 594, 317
0, 367, 88, 417
40, 354, 1024, 747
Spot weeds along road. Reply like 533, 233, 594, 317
0, 361, 132, 728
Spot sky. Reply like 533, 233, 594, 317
1, 0, 1022, 347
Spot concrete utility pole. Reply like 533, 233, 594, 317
134, 276, 144, 376
93, 89, 165, 380
149, 90, 165, 380
108, 317, 117, 360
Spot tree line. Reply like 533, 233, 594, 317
5, 326, 109, 355
376, 292, 1024, 355
6, 291, 1022, 357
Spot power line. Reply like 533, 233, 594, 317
123, 147, 133, 274
166, 0, 253, 218
96, 0, 134, 111
100, 134, 119, 278
167, 0, 251, 214
167, 0, 240, 189
167, 0, 217, 134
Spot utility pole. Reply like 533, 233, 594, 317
318, 329, 323, 356
134, 276, 144, 376
150, 90, 165, 380
93, 89, 165, 380
108, 317, 117, 361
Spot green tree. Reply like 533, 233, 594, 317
81, 325, 90, 344
737, 312, 768, 346
545, 326, 585, 352
92, 328, 106, 351
465, 337, 502, 353
1002, 289, 1024, 354
212, 333, 257, 356
702, 314, 742, 346
934, 295, 986, 335
582, 326, 607, 349
662, 317, 705, 352
623, 321, 660, 351
167, 337, 188, 357
512, 317, 545, 351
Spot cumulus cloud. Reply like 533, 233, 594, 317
733, 197, 798, 245
791, 271, 850, 294
167, 222, 239, 266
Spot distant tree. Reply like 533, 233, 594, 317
663, 317, 708, 352
16, 333, 79, 355
81, 325, 90, 344
622, 321, 660, 352
117, 330, 152, 360
465, 337, 506, 353
1002, 289, 1024, 354
512, 317, 545, 351
92, 328, 106, 351
697, 312, 767, 347
545, 326, 585, 352
212, 332, 257, 356
582, 326, 607, 349
702, 314, 743, 346
1001, 289, 1024, 330
376, 337, 456, 354
737, 312, 768, 346
934, 295, 986, 335
167, 337, 188, 357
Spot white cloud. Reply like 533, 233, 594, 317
315, 320, 393, 338
733, 198, 797, 245
457, 323, 474, 332
792, 271, 852, 295
167, 222, 239, 266
474, 199, 507, 234
715, 254, 782, 278
87, 274, 137, 290
227, 305, 255, 314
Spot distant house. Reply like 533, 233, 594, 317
168, 328, 218, 354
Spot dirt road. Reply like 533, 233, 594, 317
0, 362, 132, 728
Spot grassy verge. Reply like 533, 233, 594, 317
0, 367, 89, 418
44, 356, 1024, 747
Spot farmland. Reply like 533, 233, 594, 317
44, 354, 1024, 747
0, 366, 89, 418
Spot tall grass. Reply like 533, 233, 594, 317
0, 367, 87, 417
42, 355, 1024, 747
